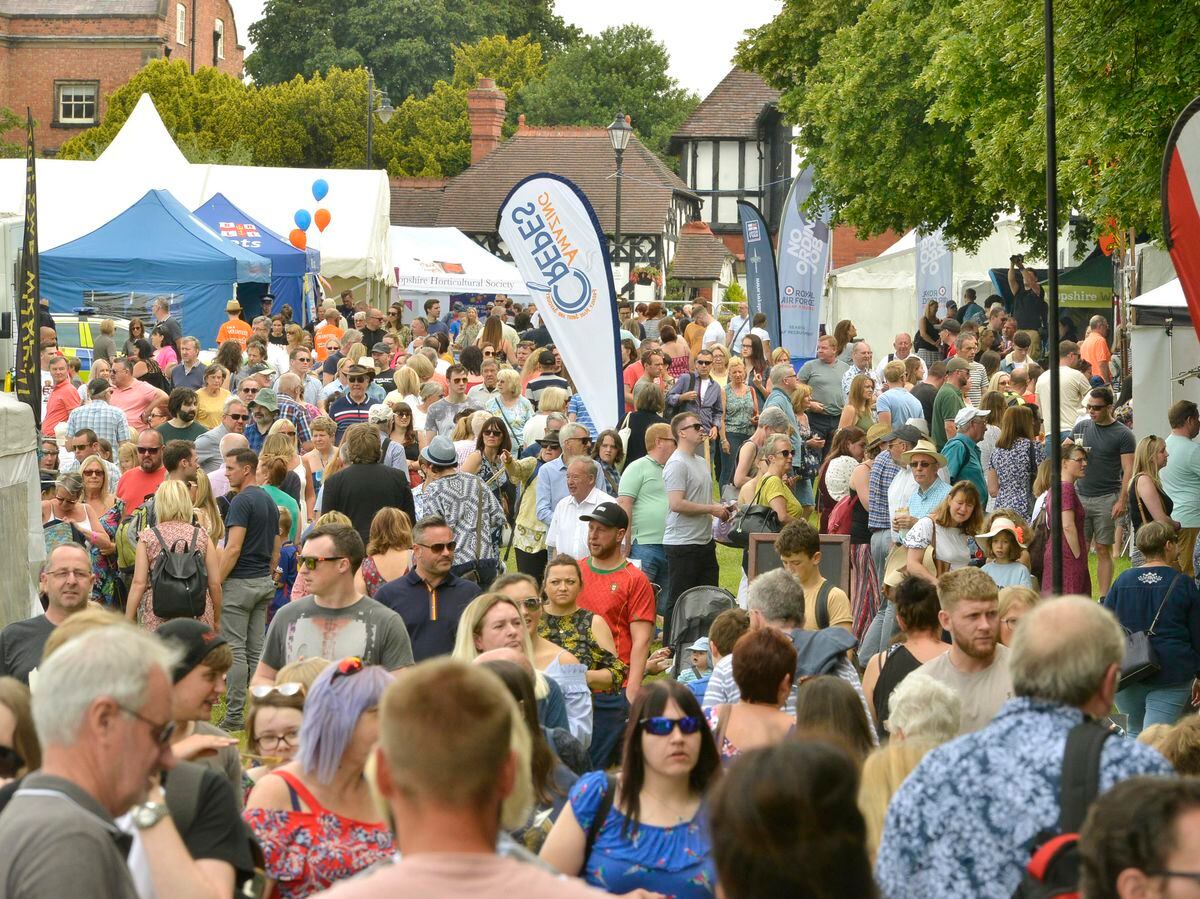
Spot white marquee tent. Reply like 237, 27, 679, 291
389, 225, 528, 320
825, 219, 1035, 357
0, 94, 394, 288
1130, 278, 1200, 439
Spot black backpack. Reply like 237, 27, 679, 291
1013, 721, 1113, 899
149, 526, 208, 620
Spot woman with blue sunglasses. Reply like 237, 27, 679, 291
540, 680, 720, 897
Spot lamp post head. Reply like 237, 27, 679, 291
378, 91, 394, 124
608, 113, 632, 154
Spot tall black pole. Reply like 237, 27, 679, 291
365, 70, 374, 170
614, 146, 624, 272
1045, 0, 1063, 593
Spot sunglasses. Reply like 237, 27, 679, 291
240, 387, 259, 395
297, 555, 346, 570
120, 706, 176, 745
396, 410, 411, 417
333, 656, 364, 680
82, 469, 104, 476
326, 345, 339, 351
483, 430, 503, 437
136, 446, 161, 454
348, 376, 368, 384
228, 413, 250, 421
773, 449, 795, 458
641, 716, 701, 736
910, 460, 935, 469
519, 596, 543, 609
696, 359, 712, 366
681, 423, 704, 432
417, 540, 456, 554
70, 443, 90, 452
0, 745, 23, 779
1086, 403, 1110, 411
249, 681, 305, 699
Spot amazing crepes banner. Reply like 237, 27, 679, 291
497, 174, 623, 430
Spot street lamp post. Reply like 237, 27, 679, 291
607, 113, 632, 276
365, 69, 394, 169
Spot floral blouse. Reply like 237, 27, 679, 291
91, 499, 124, 609
724, 384, 756, 435
539, 608, 626, 694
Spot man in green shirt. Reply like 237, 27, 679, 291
932, 358, 969, 449
616, 421, 674, 599
156, 387, 207, 443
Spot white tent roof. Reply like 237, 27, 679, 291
826, 219, 1035, 356
0, 94, 393, 284
1131, 278, 1185, 308
390, 226, 529, 296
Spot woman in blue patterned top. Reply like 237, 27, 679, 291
539, 680, 720, 897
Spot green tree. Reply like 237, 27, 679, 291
519, 24, 699, 160
245, 0, 576, 104
736, 0, 870, 94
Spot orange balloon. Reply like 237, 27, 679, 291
289, 228, 307, 250
314, 208, 332, 232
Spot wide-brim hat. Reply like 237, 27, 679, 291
883, 543, 935, 588
975, 517, 1028, 557
900, 438, 948, 469
866, 422, 892, 449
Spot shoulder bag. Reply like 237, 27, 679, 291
727, 477, 781, 549
1120, 572, 1180, 685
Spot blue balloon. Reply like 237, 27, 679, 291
312, 179, 329, 201
294, 209, 312, 231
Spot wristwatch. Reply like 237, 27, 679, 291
130, 800, 170, 830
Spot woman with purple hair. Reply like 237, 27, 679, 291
244, 657, 395, 898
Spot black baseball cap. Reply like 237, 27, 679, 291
580, 501, 628, 529
155, 619, 228, 684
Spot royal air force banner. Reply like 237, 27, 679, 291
915, 228, 953, 319
776, 168, 830, 366
498, 174, 623, 431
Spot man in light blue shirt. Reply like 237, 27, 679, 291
1162, 400, 1200, 576
875, 359, 924, 427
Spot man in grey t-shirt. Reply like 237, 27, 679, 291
422, 363, 479, 440
662, 412, 730, 632
250, 523, 414, 684
797, 333, 849, 457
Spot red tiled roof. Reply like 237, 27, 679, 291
671, 68, 780, 141
670, 221, 735, 281
390, 177, 447, 227
435, 123, 697, 235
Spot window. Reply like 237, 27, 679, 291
176, 3, 186, 44
213, 18, 224, 60
57, 83, 97, 125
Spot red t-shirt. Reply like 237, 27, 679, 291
42, 380, 81, 436
115, 465, 166, 512
578, 557, 655, 666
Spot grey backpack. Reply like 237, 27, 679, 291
149, 526, 208, 620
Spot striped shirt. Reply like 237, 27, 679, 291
328, 394, 372, 442
65, 400, 130, 447
567, 393, 598, 439
868, 451, 900, 530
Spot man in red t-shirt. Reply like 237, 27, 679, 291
42, 355, 81, 436
578, 502, 655, 704
115, 429, 167, 512
622, 345, 667, 412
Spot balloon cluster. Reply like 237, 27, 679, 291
289, 179, 333, 250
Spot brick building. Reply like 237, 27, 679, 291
0, 0, 243, 155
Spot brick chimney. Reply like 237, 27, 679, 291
466, 77, 506, 164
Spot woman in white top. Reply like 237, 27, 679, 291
492, 574, 593, 750
903, 481, 985, 584
384, 367, 423, 426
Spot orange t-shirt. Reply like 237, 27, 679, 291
217, 318, 253, 350
314, 323, 345, 362
1079, 331, 1111, 380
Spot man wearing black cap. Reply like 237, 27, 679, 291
154, 620, 243, 800
370, 341, 397, 394
525, 350, 568, 409
577, 501, 655, 767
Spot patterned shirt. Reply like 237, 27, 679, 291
868, 451, 900, 530
420, 472, 507, 564
907, 478, 951, 521
875, 698, 1174, 898
66, 399, 130, 448
841, 365, 882, 401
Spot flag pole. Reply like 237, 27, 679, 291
15, 107, 40, 429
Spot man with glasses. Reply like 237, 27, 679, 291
370, 342, 397, 394
245, 387, 313, 454
422, 363, 479, 441
330, 362, 376, 443
466, 358, 501, 406
0, 625, 178, 898
375, 514, 481, 661
253, 523, 413, 686
277, 345, 322, 406
1162, 400, 1200, 577
0, 544, 92, 683
109, 356, 168, 434
535, 422, 599, 526
115, 429, 166, 511
932, 357, 970, 449
666, 348, 723, 467
59, 427, 122, 484
1070, 385, 1135, 596
195, 396, 250, 473
360, 308, 387, 349
663, 412, 731, 631
218, 447, 279, 732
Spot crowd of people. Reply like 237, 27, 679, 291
4, 280, 1200, 899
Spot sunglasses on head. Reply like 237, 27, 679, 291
332, 656, 364, 680
249, 681, 305, 699
641, 715, 701, 736
520, 596, 543, 609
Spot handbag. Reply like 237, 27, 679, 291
1120, 573, 1180, 685
726, 478, 781, 549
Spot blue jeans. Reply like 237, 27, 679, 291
590, 690, 630, 770
721, 432, 750, 488
629, 542, 668, 614
1115, 680, 1193, 737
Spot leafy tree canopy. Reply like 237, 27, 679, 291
245, 0, 576, 104
519, 24, 699, 160
737, 0, 1200, 252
